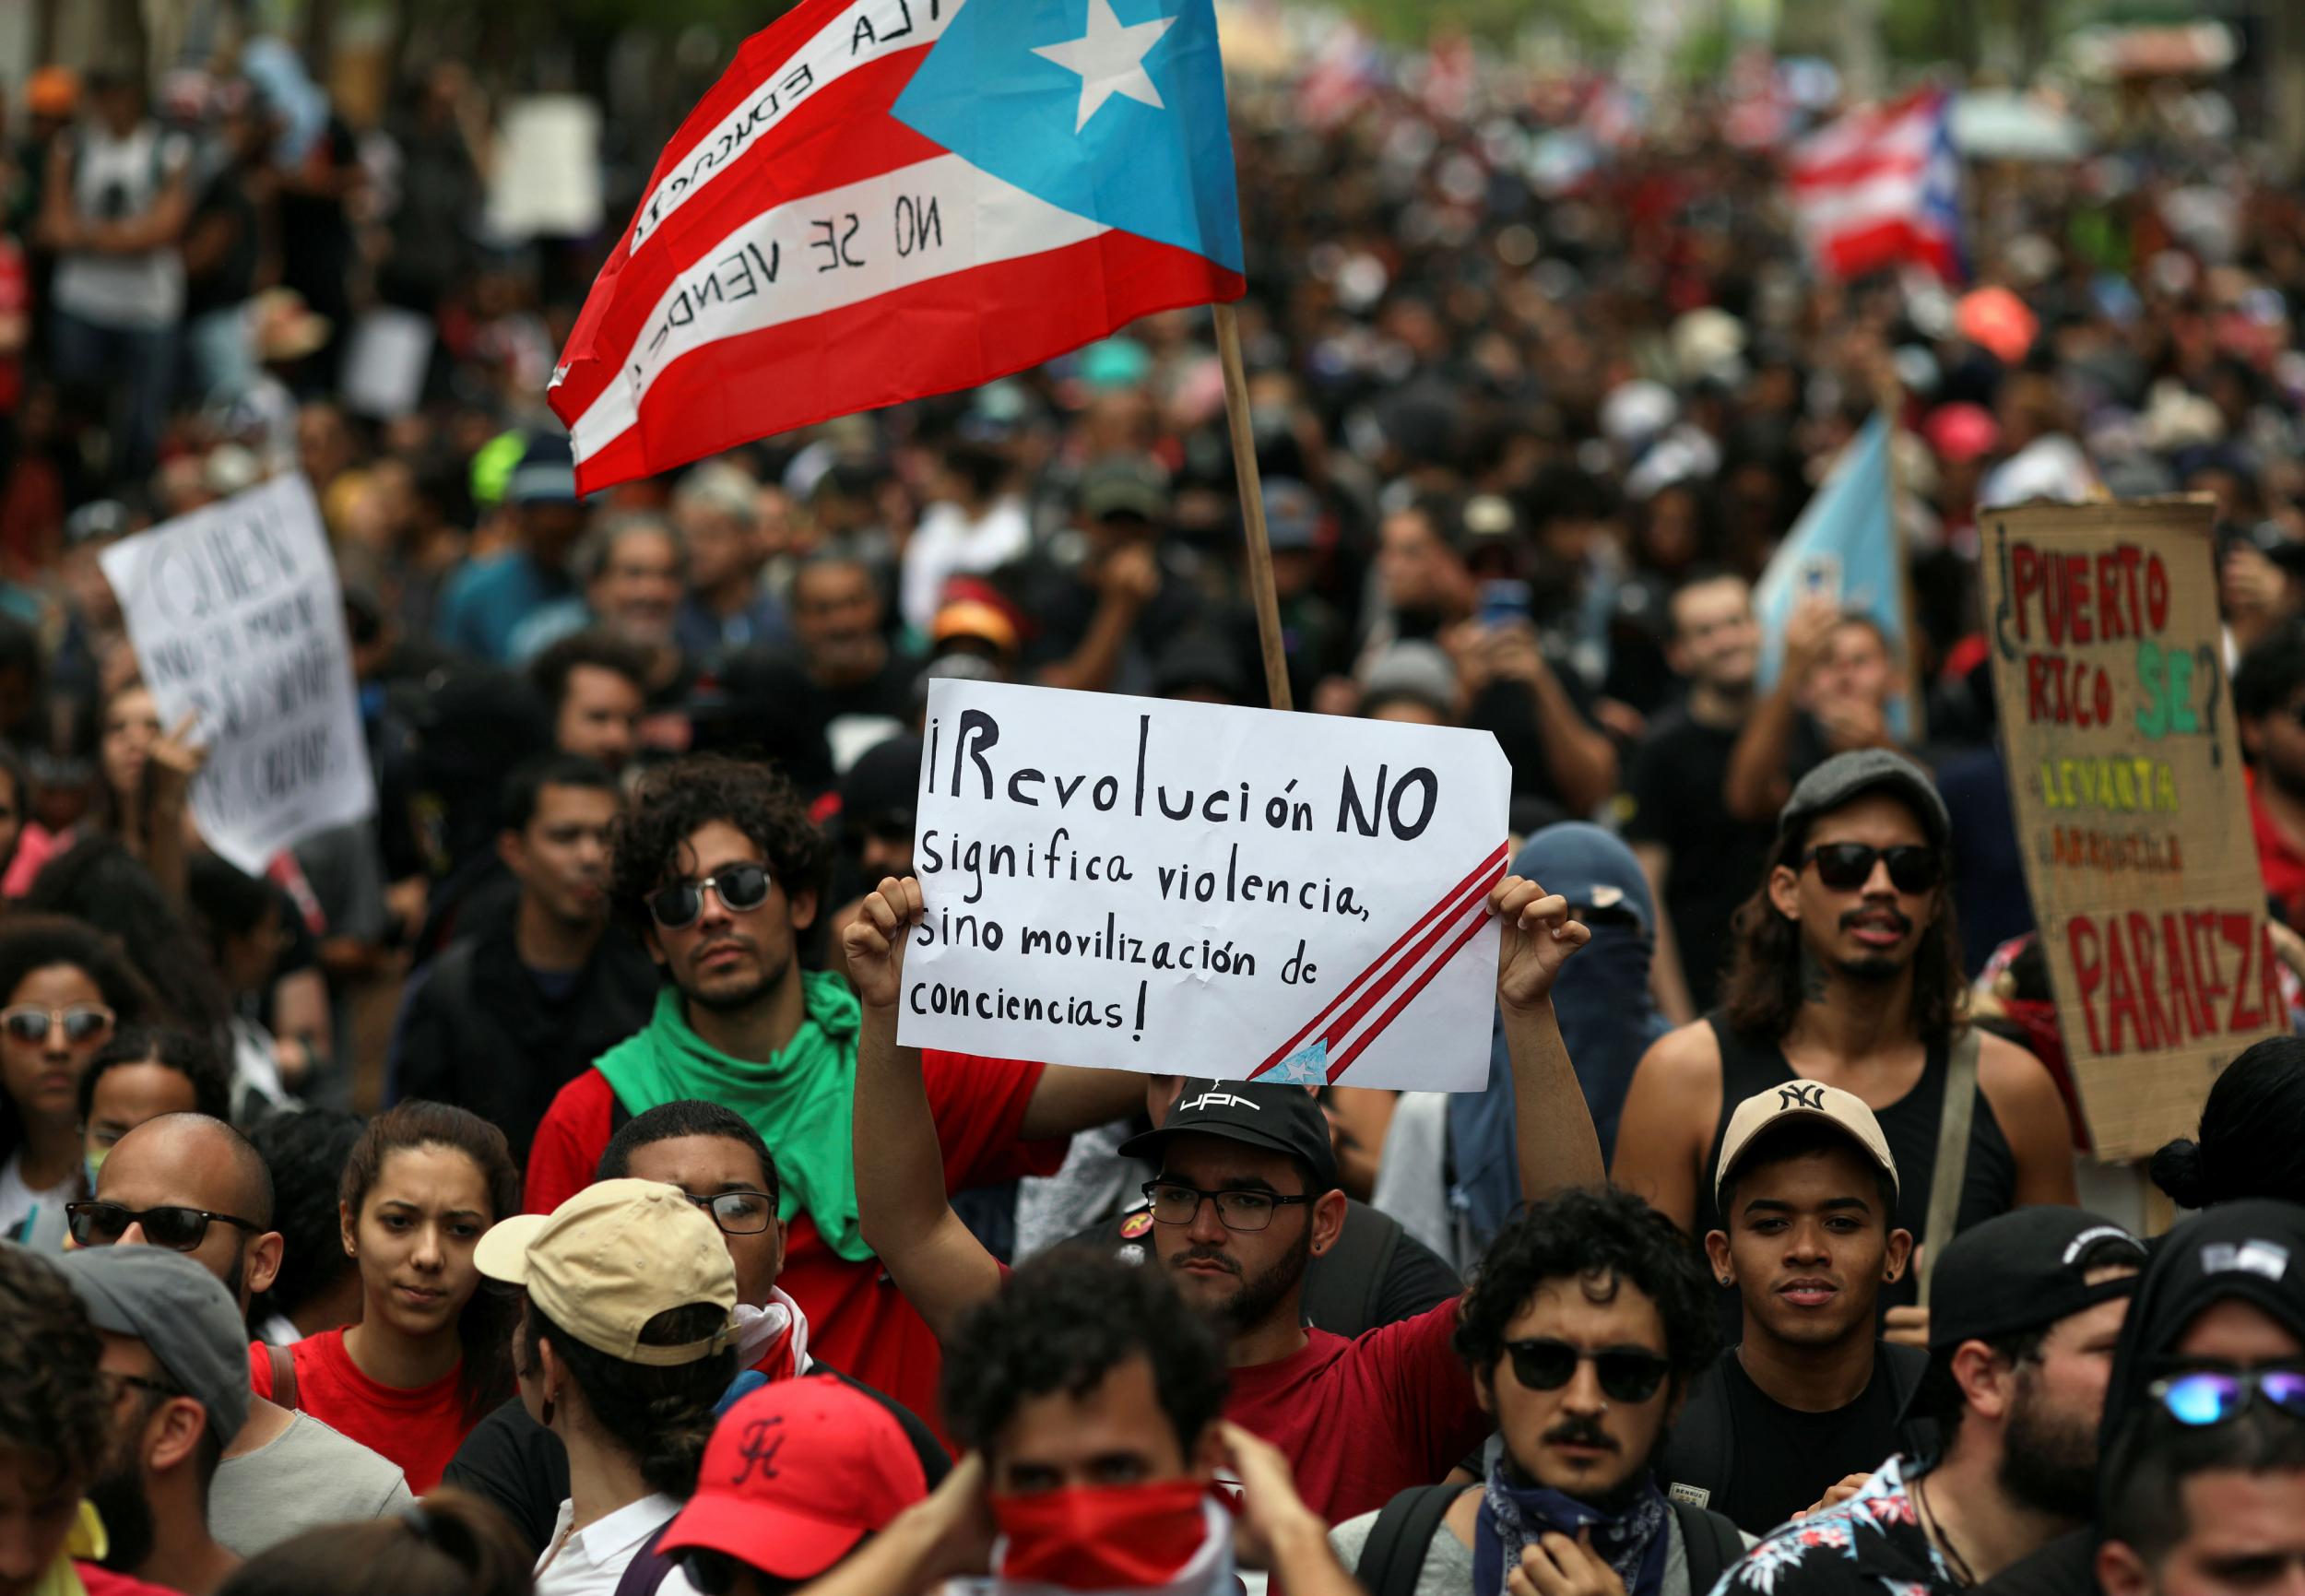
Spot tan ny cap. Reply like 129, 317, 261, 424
476, 1178, 737, 1365
1712, 1080, 1900, 1212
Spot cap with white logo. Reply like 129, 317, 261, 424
1118, 1077, 1340, 1193
1713, 1078, 1900, 1212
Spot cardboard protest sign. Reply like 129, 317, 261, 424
100, 476, 376, 875
898, 680, 1512, 1088
1980, 499, 2282, 1158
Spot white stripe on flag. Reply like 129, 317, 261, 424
573, 152, 1108, 463
1795, 169, 1930, 239
629, 0, 963, 254
1791, 104, 1935, 175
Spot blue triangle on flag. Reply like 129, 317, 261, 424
893, 0, 1245, 276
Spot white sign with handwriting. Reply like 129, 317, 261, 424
100, 475, 375, 874
897, 680, 1511, 1088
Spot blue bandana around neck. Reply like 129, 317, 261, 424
1472, 1459, 1673, 1596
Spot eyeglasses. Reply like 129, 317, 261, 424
104, 1369, 181, 1404
1, 1002, 114, 1046
645, 864, 774, 929
683, 1189, 778, 1235
1503, 1338, 1673, 1404
1800, 843, 1943, 894
1142, 1179, 1312, 1234
65, 1200, 264, 1252
2151, 1367, 2305, 1426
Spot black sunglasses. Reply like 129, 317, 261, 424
66, 1200, 264, 1252
646, 863, 774, 929
2152, 1367, 2305, 1426
1503, 1338, 1672, 1404
1800, 842, 1943, 893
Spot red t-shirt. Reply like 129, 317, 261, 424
1224, 1296, 1488, 1525
248, 1328, 473, 1493
524, 1050, 1063, 1425
75, 1566, 178, 1595
2253, 781, 2305, 927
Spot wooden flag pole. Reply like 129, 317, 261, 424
1874, 370, 1928, 744
1213, 301, 1294, 713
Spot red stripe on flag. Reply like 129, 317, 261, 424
1295, 892, 1487, 1082
1819, 217, 1956, 281
553, 47, 942, 421
1323, 906, 1494, 1082
568, 230, 1243, 495
640, 0, 856, 182
1247, 841, 1508, 1080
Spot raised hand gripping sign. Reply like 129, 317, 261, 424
897, 680, 1512, 1088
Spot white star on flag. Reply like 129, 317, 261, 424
1271, 1042, 1328, 1086
1034, 0, 1176, 134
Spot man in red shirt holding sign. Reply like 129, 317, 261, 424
845, 869, 1604, 1525
524, 754, 1142, 1426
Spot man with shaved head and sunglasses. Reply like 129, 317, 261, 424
75, 1111, 412, 1554
1614, 750, 2078, 1352
524, 752, 1146, 1426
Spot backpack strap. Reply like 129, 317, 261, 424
1672, 1498, 1744, 1596
1354, 1484, 1463, 1596
1658, 1357, 1734, 1518
1919, 1027, 1982, 1308
266, 1342, 298, 1412
611, 1519, 680, 1596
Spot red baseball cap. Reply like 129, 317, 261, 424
656, 1376, 928, 1579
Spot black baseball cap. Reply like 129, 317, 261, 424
1119, 1079, 1340, 1194
1929, 1206, 2146, 1351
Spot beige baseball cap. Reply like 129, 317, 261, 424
1712, 1080, 1900, 1212
476, 1178, 738, 1365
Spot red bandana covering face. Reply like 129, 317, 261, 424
989, 1483, 1233, 1594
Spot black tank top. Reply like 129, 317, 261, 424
1696, 1012, 2017, 1330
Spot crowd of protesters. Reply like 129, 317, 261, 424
10, 17, 2305, 1596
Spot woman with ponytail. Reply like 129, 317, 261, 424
2149, 1035, 2305, 1211
473, 1177, 739, 1595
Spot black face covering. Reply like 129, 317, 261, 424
2096, 1200, 2305, 1513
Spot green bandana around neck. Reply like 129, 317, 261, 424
592, 970, 870, 1259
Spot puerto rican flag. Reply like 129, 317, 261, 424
1787, 87, 1962, 282
550, 0, 1247, 495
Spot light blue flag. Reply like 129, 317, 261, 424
1752, 413, 1914, 738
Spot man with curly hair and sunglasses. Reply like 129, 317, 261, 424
1330, 1186, 1747, 1596
1614, 750, 2078, 1352
523, 753, 1144, 1428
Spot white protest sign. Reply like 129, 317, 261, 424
99, 475, 376, 874
897, 680, 1512, 1088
